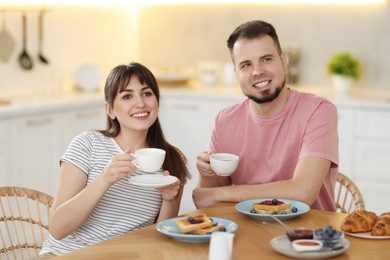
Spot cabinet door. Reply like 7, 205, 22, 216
60, 105, 106, 155
337, 107, 355, 178
10, 113, 61, 195
159, 97, 214, 214
0, 120, 10, 185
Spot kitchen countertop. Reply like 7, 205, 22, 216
0, 91, 105, 119
1, 84, 390, 119
159, 83, 390, 109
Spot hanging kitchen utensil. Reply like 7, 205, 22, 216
0, 12, 16, 63
38, 11, 48, 64
19, 13, 33, 70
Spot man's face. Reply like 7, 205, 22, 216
232, 35, 287, 104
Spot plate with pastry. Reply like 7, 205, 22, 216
235, 198, 310, 220
156, 214, 238, 243
341, 210, 390, 239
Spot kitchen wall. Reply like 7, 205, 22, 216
0, 5, 138, 96
138, 3, 390, 88
1, 2, 390, 96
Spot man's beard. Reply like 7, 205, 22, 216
246, 79, 286, 104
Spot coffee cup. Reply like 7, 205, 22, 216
132, 148, 166, 172
210, 153, 239, 176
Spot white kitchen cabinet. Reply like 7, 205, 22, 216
60, 105, 106, 155
0, 120, 10, 185
159, 94, 243, 214
10, 112, 61, 195
352, 108, 390, 213
159, 96, 215, 214
336, 107, 355, 179
3, 100, 106, 196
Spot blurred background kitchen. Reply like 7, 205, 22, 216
1, 0, 390, 214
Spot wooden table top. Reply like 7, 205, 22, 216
55, 202, 390, 260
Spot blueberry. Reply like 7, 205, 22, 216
250, 209, 257, 214
271, 198, 279, 205
209, 218, 214, 223
333, 231, 343, 238
291, 207, 298, 213
271, 211, 278, 215
212, 222, 218, 227
280, 211, 287, 214
314, 229, 323, 237
220, 227, 227, 232
187, 216, 194, 223
324, 225, 333, 232
206, 232, 212, 235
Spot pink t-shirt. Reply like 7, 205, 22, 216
210, 89, 338, 211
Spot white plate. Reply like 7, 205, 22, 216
270, 235, 350, 259
235, 199, 310, 220
156, 217, 238, 243
129, 175, 178, 188
74, 63, 102, 92
344, 231, 390, 240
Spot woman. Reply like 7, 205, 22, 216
40, 62, 190, 256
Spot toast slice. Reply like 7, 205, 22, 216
252, 199, 292, 212
175, 214, 213, 233
254, 208, 292, 215
189, 223, 225, 235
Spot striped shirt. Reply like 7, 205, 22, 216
40, 131, 163, 255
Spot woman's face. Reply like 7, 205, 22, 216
106, 75, 159, 133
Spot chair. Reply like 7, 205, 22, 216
335, 172, 365, 213
0, 186, 53, 260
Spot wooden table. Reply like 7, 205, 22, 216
55, 202, 390, 260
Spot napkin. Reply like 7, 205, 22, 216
209, 232, 235, 260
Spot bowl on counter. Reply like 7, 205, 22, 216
153, 68, 191, 86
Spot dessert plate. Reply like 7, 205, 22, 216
270, 235, 350, 259
156, 217, 238, 243
129, 175, 178, 189
344, 232, 390, 240
235, 198, 310, 220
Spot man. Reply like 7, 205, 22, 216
193, 20, 338, 211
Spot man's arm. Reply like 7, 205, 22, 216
193, 157, 330, 209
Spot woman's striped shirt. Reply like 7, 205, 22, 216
40, 131, 163, 255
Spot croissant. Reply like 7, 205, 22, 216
371, 213, 390, 236
340, 210, 378, 233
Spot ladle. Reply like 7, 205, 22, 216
19, 13, 33, 70
38, 11, 49, 64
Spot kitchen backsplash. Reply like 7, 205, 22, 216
138, 4, 390, 89
0, 3, 389, 96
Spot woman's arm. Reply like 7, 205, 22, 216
49, 150, 136, 240
156, 175, 184, 222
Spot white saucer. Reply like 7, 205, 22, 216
129, 175, 178, 189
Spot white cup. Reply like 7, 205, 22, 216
132, 148, 166, 172
210, 153, 239, 176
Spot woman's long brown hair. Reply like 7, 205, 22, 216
99, 62, 190, 183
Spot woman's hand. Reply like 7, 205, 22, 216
99, 148, 137, 187
196, 151, 216, 178
156, 170, 181, 201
